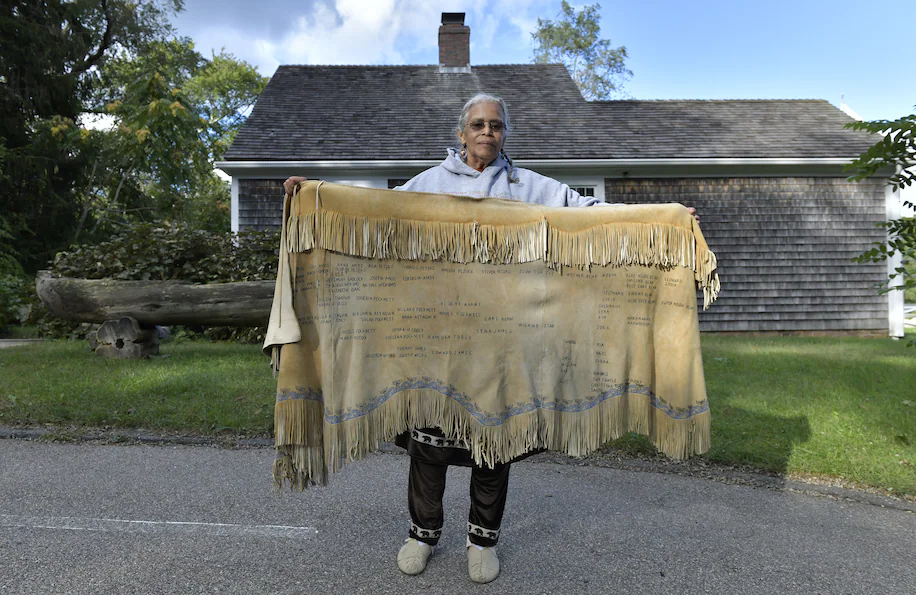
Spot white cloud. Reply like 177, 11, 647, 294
175, 0, 557, 74
257, 0, 441, 67
464, 0, 550, 64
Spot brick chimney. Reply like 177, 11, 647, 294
439, 12, 470, 72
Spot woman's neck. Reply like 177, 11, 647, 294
466, 155, 492, 172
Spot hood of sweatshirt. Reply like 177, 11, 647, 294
440, 147, 510, 177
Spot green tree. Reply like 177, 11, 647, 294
0, 0, 182, 273
531, 1, 631, 100
185, 50, 269, 160
846, 109, 916, 309
79, 38, 266, 237
76, 61, 211, 240
1, 4, 267, 266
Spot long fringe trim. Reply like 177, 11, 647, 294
273, 398, 325, 491
272, 389, 711, 490
698, 249, 720, 310
285, 212, 317, 254
284, 210, 719, 305
546, 222, 720, 309
547, 221, 695, 271
290, 210, 547, 265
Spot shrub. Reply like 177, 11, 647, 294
0, 275, 29, 332
50, 221, 280, 282
0, 254, 35, 334
41, 222, 281, 341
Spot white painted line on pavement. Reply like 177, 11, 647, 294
0, 515, 317, 539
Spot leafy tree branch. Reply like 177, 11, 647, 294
531, 1, 631, 100
846, 107, 916, 325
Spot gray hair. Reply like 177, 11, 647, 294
456, 93, 511, 138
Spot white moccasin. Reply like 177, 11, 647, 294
397, 538, 434, 575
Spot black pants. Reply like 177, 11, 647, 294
407, 457, 511, 547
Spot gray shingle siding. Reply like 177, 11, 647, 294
604, 177, 888, 332
239, 179, 285, 231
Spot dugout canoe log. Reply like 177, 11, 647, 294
35, 270, 274, 327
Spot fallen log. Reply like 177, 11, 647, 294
35, 270, 274, 327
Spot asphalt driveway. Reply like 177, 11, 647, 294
1, 439, 914, 594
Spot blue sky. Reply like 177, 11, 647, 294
172, 0, 914, 122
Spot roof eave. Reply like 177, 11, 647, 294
217, 157, 858, 170
216, 157, 871, 179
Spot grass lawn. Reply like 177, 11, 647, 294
0, 341, 276, 436
1, 335, 914, 496
699, 332, 915, 497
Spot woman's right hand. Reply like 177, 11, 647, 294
283, 176, 307, 195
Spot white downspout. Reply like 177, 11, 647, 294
886, 182, 905, 338
230, 176, 239, 234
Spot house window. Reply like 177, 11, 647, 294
388, 179, 410, 189
571, 186, 596, 197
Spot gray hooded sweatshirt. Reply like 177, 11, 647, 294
397, 148, 609, 207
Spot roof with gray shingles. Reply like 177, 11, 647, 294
225, 64, 876, 162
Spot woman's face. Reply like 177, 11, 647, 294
457, 102, 506, 171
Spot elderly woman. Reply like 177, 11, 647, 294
284, 93, 696, 584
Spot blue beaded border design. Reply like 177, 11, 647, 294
276, 378, 708, 426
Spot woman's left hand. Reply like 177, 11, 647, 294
686, 207, 700, 223
283, 176, 307, 196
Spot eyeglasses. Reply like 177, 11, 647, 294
466, 119, 505, 133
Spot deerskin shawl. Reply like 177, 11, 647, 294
265, 181, 719, 489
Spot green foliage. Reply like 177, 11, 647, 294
0, 254, 33, 333
906, 260, 916, 303
531, 1, 631, 100
846, 107, 915, 331
846, 112, 916, 192
181, 173, 231, 233
74, 39, 265, 243
1, 3, 267, 273
184, 50, 269, 160
104, 67, 211, 214
50, 222, 279, 283
0, 253, 24, 278
853, 218, 915, 293
0, 276, 28, 331
34, 316, 99, 342
97, 40, 266, 164
171, 325, 267, 344
2, 2, 267, 338
0, 0, 183, 273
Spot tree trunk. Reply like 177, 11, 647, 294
35, 271, 274, 327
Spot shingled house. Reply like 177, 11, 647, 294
217, 13, 905, 337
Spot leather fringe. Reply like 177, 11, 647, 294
272, 388, 711, 490
273, 398, 326, 491
285, 203, 719, 307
